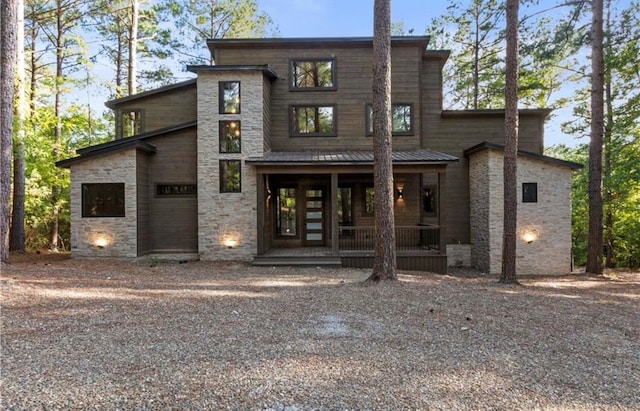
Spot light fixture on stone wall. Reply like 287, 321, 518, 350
520, 226, 540, 244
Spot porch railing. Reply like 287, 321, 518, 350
338, 225, 440, 252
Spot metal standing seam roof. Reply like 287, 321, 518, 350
246, 149, 459, 165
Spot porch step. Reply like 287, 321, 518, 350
252, 256, 342, 267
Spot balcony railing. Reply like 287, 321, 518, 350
338, 225, 440, 253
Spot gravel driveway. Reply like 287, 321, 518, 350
1, 256, 639, 410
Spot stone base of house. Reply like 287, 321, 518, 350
447, 244, 472, 267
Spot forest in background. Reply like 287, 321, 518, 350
3, 0, 639, 268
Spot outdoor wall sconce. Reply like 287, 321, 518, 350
92, 233, 112, 248
224, 238, 238, 249
396, 183, 404, 200
520, 226, 540, 244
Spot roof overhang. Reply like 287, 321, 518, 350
441, 108, 553, 119
463, 142, 583, 169
56, 120, 197, 168
246, 149, 458, 174
187, 64, 278, 79
105, 78, 196, 109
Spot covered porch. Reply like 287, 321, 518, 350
246, 150, 458, 273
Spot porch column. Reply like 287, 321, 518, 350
256, 172, 265, 255
438, 170, 447, 255
331, 172, 339, 255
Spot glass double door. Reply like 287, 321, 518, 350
303, 187, 325, 246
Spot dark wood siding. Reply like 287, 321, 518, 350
115, 85, 197, 139
217, 45, 423, 152
136, 151, 150, 256
146, 128, 198, 252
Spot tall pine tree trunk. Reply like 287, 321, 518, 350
367, 0, 397, 282
10, 0, 26, 252
1, 0, 18, 263
500, 0, 519, 284
586, 0, 604, 274
128, 0, 138, 96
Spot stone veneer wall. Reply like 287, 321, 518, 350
469, 149, 573, 275
197, 71, 266, 261
70, 149, 138, 258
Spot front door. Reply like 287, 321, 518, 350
303, 187, 325, 246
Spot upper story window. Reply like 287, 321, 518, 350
219, 81, 240, 114
120, 109, 143, 138
82, 183, 125, 217
290, 105, 336, 136
522, 183, 538, 203
219, 120, 241, 153
220, 160, 241, 193
366, 103, 413, 136
290, 59, 336, 90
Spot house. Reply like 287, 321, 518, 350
56, 36, 581, 275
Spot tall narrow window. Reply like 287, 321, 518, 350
121, 109, 143, 138
366, 103, 413, 135
219, 120, 241, 153
276, 188, 297, 236
290, 59, 336, 89
82, 183, 125, 217
364, 186, 375, 216
220, 160, 241, 193
291, 105, 336, 136
522, 183, 538, 203
219, 81, 240, 114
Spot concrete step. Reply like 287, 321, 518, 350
251, 256, 342, 267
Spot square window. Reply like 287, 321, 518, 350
522, 183, 538, 203
219, 81, 240, 114
220, 160, 241, 193
219, 120, 241, 153
120, 109, 143, 138
82, 183, 125, 217
290, 105, 336, 136
366, 103, 413, 135
290, 59, 336, 89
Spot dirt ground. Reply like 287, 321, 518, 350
1, 253, 639, 410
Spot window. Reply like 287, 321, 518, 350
82, 183, 125, 217
291, 105, 336, 136
219, 121, 241, 153
364, 186, 375, 216
121, 109, 143, 138
156, 184, 197, 196
219, 81, 240, 114
220, 160, 241, 193
422, 185, 437, 216
523, 183, 538, 203
290, 59, 336, 89
276, 188, 297, 236
366, 103, 413, 135
338, 187, 353, 225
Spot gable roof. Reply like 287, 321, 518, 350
246, 149, 458, 166
56, 120, 197, 168
104, 79, 196, 109
463, 142, 583, 169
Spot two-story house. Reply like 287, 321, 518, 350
57, 36, 581, 275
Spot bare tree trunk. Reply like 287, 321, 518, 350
1, 0, 18, 263
367, 0, 397, 282
586, 0, 604, 274
603, 0, 615, 269
128, 0, 138, 96
500, 0, 519, 284
10, 0, 26, 252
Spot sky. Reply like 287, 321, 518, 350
258, 0, 583, 148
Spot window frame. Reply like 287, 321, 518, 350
275, 186, 298, 238
219, 81, 241, 114
363, 186, 375, 216
119, 108, 144, 138
289, 58, 337, 91
219, 120, 241, 153
81, 183, 126, 218
219, 160, 242, 193
522, 182, 538, 203
365, 103, 414, 136
289, 104, 337, 137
